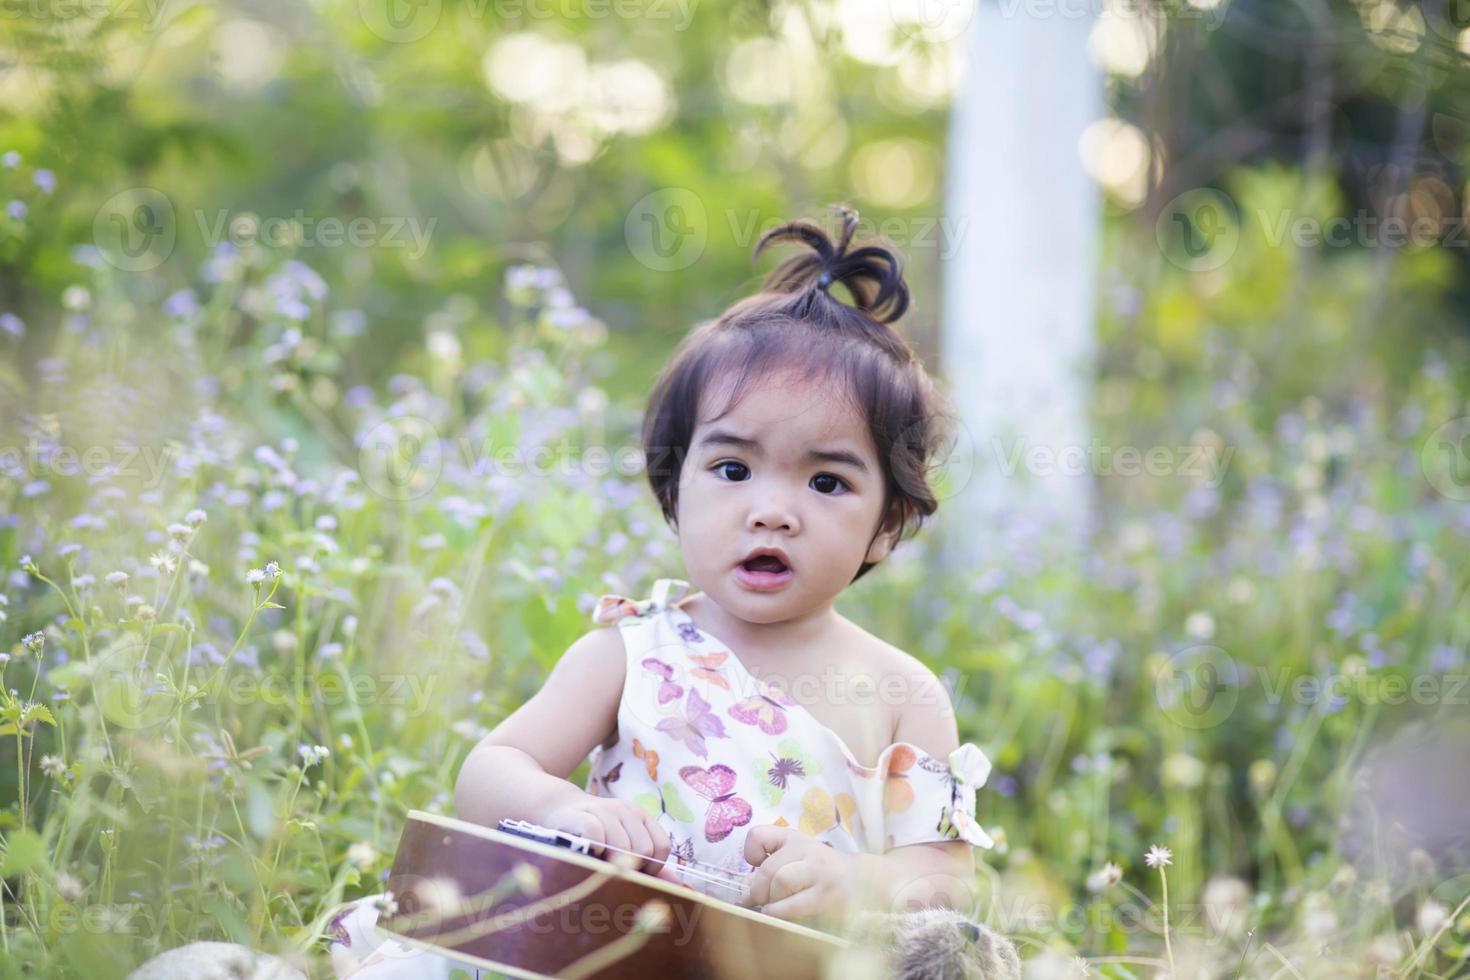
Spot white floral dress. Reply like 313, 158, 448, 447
328, 577, 996, 977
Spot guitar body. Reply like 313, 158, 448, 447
381, 810, 850, 979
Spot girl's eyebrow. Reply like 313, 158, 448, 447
695, 428, 870, 474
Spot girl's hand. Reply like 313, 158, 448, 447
741, 825, 864, 923
542, 796, 683, 884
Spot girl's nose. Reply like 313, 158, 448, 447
748, 501, 799, 534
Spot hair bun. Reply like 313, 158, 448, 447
752, 204, 911, 323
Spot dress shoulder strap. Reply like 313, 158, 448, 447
589, 577, 691, 626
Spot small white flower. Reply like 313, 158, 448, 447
347, 842, 379, 869
373, 891, 398, 917
167, 523, 193, 542
263, 560, 281, 579
188, 560, 209, 577
137, 605, 157, 622
184, 509, 208, 527
246, 568, 266, 585
1086, 862, 1123, 892
125, 594, 144, 611
149, 551, 177, 574
40, 754, 66, 778
105, 571, 129, 589
1184, 611, 1216, 640
272, 630, 296, 653
1144, 844, 1172, 869
54, 871, 84, 901
22, 631, 44, 654
298, 743, 330, 768
1418, 898, 1449, 937
19, 554, 37, 573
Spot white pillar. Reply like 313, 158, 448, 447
937, 2, 1103, 568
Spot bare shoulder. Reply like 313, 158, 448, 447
855, 625, 958, 753
561, 620, 630, 671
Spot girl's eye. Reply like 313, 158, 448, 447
811, 473, 850, 495
713, 461, 749, 481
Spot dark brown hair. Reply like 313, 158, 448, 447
641, 204, 958, 584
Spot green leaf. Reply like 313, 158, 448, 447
246, 777, 277, 840
0, 828, 48, 876
26, 704, 56, 727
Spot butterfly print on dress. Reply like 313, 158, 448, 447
641, 657, 684, 704
679, 764, 753, 843
655, 687, 728, 759
727, 678, 798, 736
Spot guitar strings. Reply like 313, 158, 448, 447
563, 835, 754, 898
501, 820, 754, 899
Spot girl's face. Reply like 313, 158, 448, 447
675, 367, 899, 624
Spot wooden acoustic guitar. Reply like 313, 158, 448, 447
379, 810, 851, 979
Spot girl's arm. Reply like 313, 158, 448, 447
453, 625, 628, 827
869, 666, 976, 910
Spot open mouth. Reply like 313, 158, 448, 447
735, 553, 793, 590
740, 555, 789, 574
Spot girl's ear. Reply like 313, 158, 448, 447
863, 500, 904, 565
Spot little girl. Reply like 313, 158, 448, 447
330, 205, 998, 979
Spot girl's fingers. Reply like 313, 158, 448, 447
766, 858, 816, 905
553, 812, 605, 855
759, 885, 823, 922
646, 817, 672, 865
598, 815, 633, 859
621, 815, 654, 865
744, 850, 806, 908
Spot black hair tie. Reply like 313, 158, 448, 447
817, 269, 833, 290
